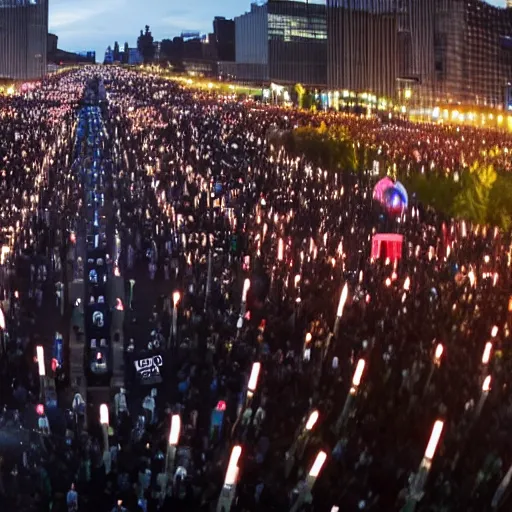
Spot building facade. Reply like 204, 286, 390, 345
327, 0, 512, 109
234, 0, 327, 86
0, 0, 48, 80
327, 0, 397, 98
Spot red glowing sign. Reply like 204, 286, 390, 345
216, 400, 227, 412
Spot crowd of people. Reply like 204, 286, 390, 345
0, 65, 512, 512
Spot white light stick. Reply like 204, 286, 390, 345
352, 359, 365, 387
225, 445, 242, 486
333, 283, 349, 337
308, 450, 327, 478
36, 345, 45, 376
100, 404, 109, 425
425, 420, 444, 461
305, 410, 319, 431
169, 415, 181, 445
336, 283, 348, 318
248, 362, 261, 393
482, 342, 493, 365
278, 238, 284, 261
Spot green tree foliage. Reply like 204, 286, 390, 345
403, 163, 512, 230
453, 163, 497, 225
285, 123, 356, 172
294, 83, 305, 109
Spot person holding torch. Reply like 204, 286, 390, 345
335, 358, 365, 434
290, 450, 328, 512
285, 409, 320, 477
216, 445, 242, 512
405, 419, 444, 510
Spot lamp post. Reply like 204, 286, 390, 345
216, 445, 242, 512
290, 450, 328, 512
406, 419, 444, 509
285, 409, 319, 477
423, 343, 443, 395
335, 358, 365, 434
333, 283, 349, 338
36, 345, 46, 402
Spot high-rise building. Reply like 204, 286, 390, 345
0, 0, 48, 80
327, 0, 512, 109
233, 0, 327, 86
327, 0, 398, 98
213, 17, 235, 62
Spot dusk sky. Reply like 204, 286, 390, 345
49, 0, 505, 60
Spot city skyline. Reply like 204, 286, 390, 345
49, 0, 506, 60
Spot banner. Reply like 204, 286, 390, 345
134, 354, 163, 385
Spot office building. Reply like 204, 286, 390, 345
326, 0, 512, 109
0, 0, 48, 80
233, 0, 327, 86
213, 17, 235, 62
327, 0, 398, 99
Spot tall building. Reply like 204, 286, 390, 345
0, 0, 48, 80
327, 0, 398, 98
232, 0, 327, 86
327, 0, 512, 109
213, 17, 235, 62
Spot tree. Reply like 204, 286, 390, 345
453, 163, 497, 226
137, 25, 155, 63
294, 83, 305, 109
